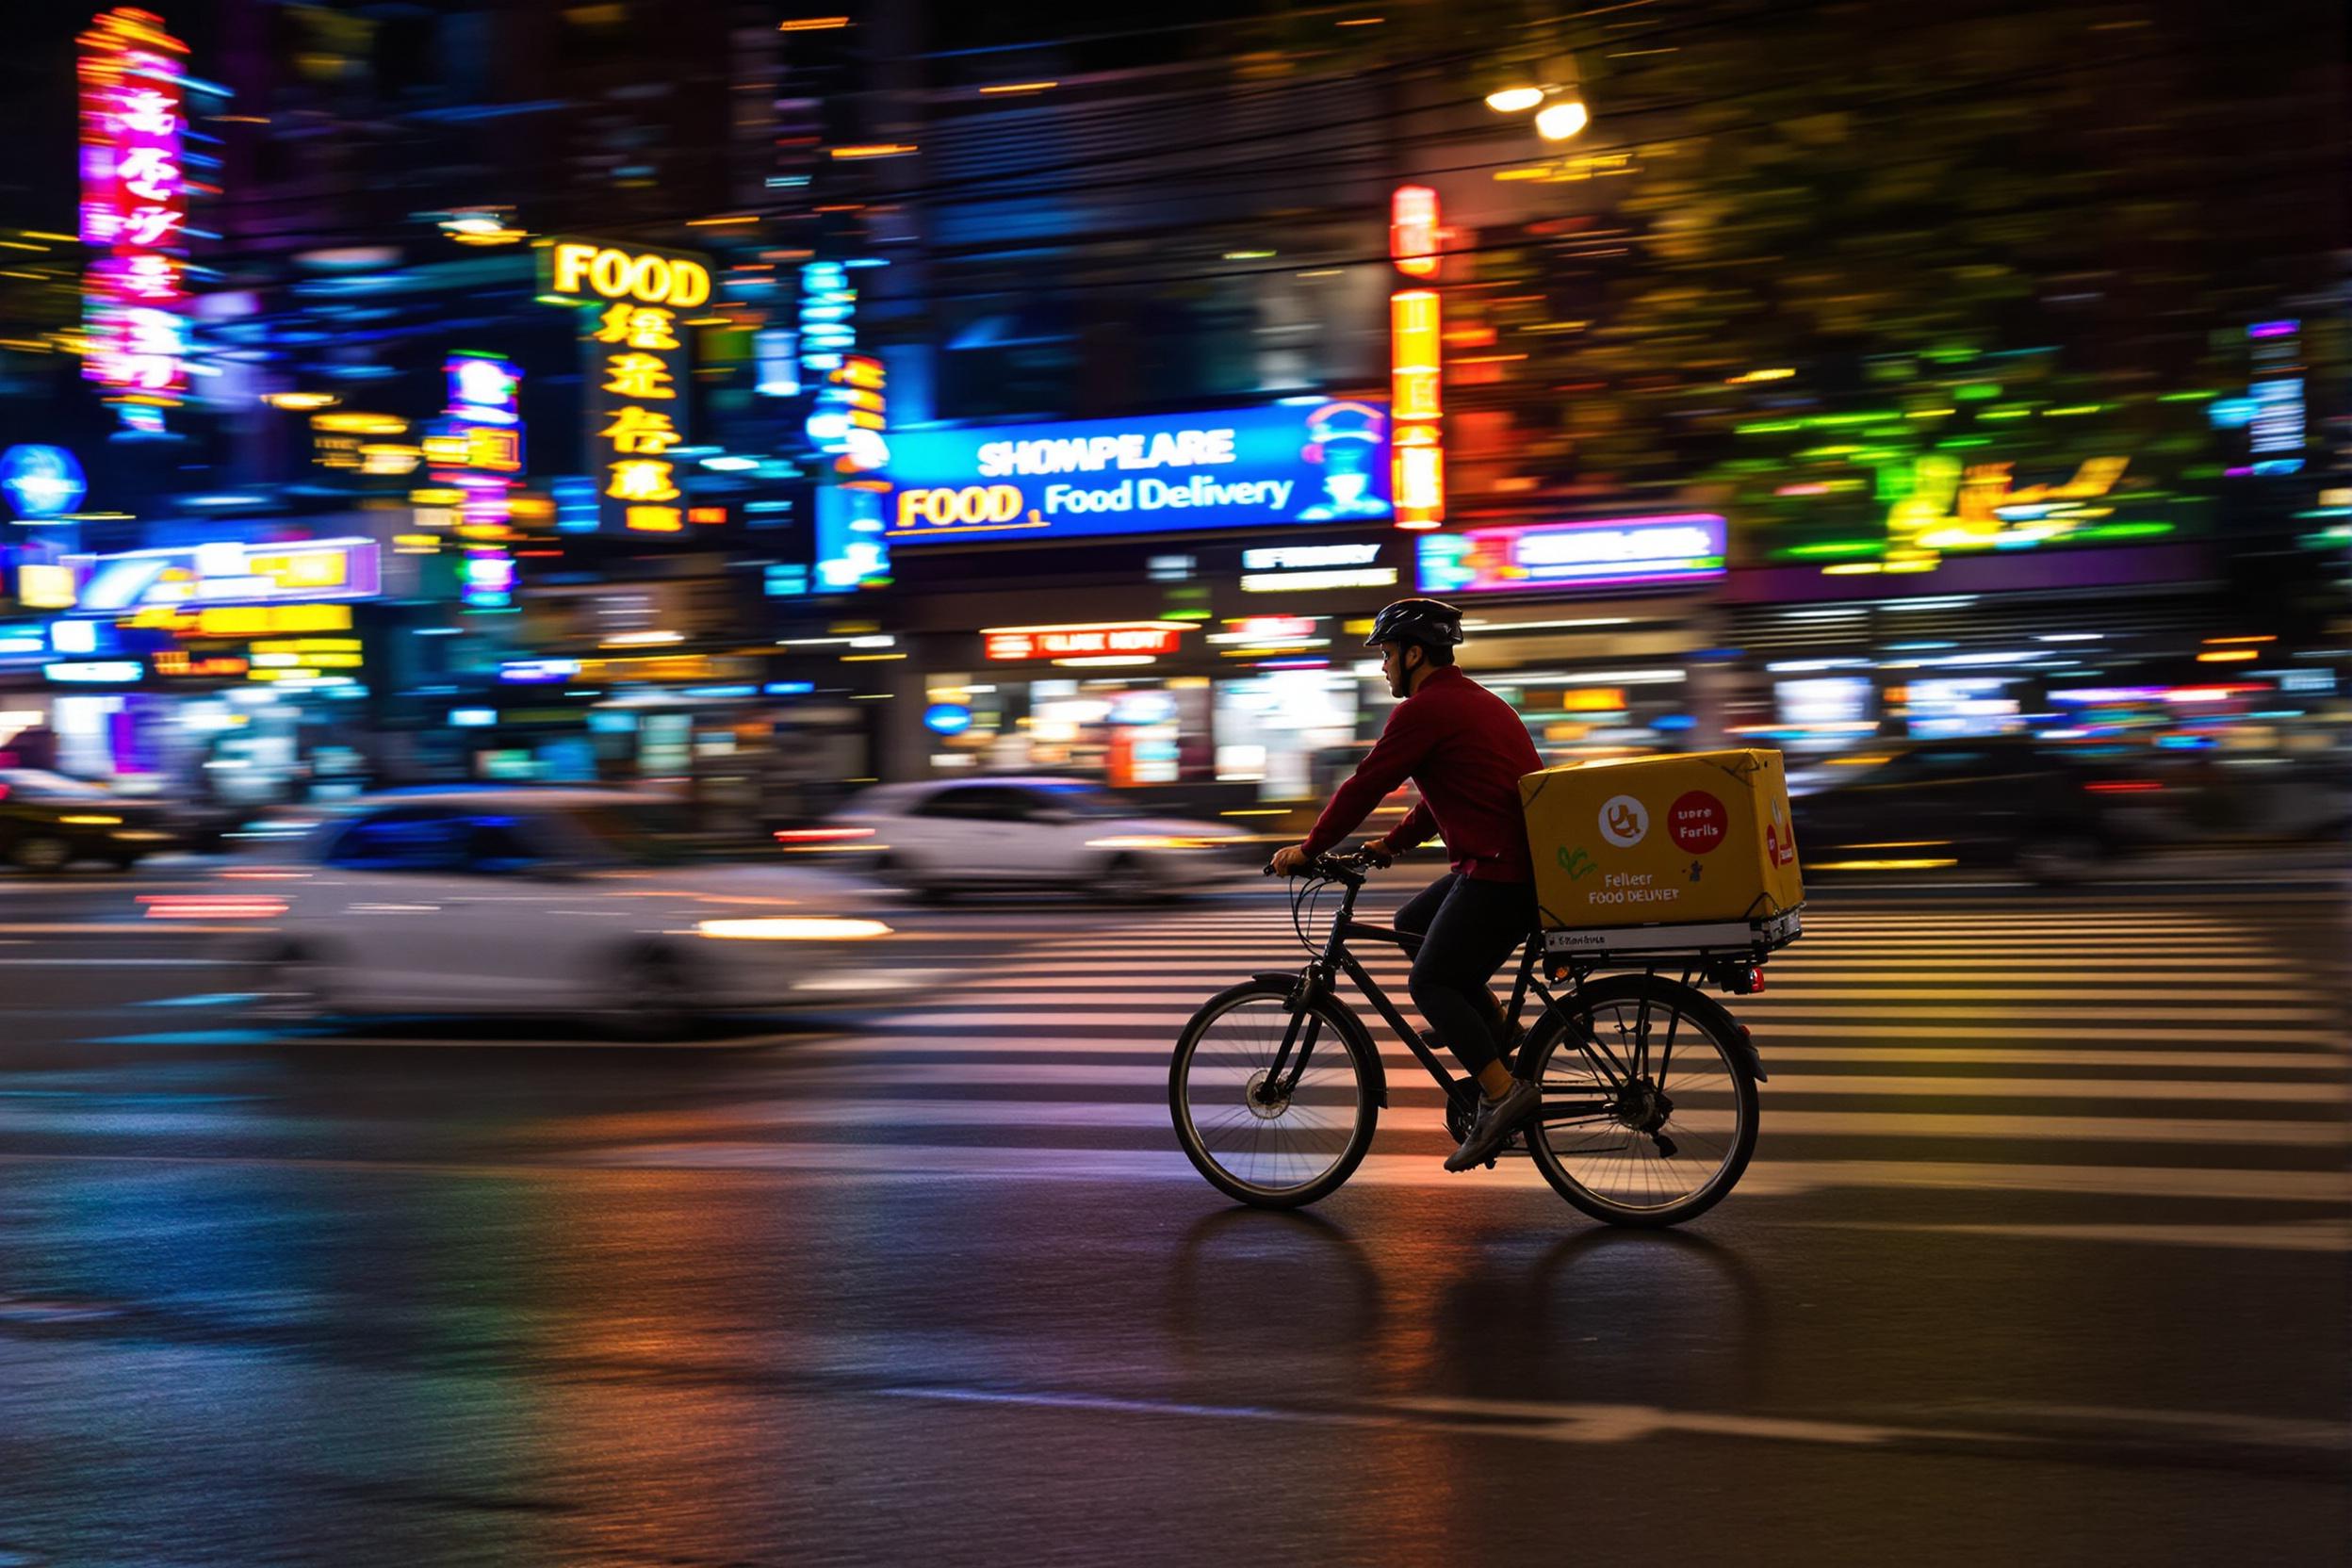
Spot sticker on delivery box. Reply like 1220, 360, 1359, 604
1598, 794, 1649, 848
1669, 790, 1726, 854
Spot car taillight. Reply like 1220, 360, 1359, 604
139, 895, 287, 920
773, 826, 874, 842
2085, 779, 2164, 793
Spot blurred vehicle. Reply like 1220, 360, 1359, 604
210, 789, 898, 1037
820, 777, 1250, 900
0, 769, 179, 873
1790, 738, 2171, 884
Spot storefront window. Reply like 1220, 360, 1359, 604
1215, 671, 1358, 798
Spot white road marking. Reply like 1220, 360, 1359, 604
1807, 1219, 2352, 1253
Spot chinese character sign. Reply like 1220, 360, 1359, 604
541, 237, 709, 533
79, 8, 188, 398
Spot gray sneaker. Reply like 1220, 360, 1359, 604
1445, 1077, 1542, 1172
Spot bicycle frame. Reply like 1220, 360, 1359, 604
1258, 867, 1652, 1129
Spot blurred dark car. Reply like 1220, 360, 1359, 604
1791, 739, 2169, 884
0, 768, 179, 874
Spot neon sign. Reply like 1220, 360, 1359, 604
1417, 515, 1727, 594
540, 241, 712, 306
1390, 289, 1443, 530
540, 237, 707, 533
78, 8, 188, 399
1, 446, 89, 522
66, 539, 383, 612
811, 351, 888, 473
1390, 186, 1440, 278
1887, 454, 2130, 560
888, 400, 1393, 544
799, 261, 857, 374
982, 623, 1187, 662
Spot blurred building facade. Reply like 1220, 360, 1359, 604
0, 0, 2344, 830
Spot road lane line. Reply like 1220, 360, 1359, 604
0, 956, 237, 968
1804, 1219, 2352, 1252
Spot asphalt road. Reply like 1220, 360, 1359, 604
0, 862, 2345, 1567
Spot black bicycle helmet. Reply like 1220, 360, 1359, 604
1364, 597, 1466, 649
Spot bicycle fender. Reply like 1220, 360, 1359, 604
1736, 1023, 1769, 1083
1252, 972, 1388, 1108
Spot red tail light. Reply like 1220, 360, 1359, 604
139, 895, 287, 920
773, 826, 875, 842
2086, 779, 2163, 793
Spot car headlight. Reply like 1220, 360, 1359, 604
695, 918, 892, 940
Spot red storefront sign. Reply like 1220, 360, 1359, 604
982, 623, 1184, 662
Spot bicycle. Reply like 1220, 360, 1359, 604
1168, 849, 1786, 1228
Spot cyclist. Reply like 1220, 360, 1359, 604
1270, 597, 1544, 1172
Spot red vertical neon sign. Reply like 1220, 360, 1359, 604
79, 8, 188, 399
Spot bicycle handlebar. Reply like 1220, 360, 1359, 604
1262, 845, 1392, 880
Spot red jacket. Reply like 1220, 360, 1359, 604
1301, 665, 1541, 882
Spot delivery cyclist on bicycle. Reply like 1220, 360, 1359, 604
1270, 597, 1544, 1172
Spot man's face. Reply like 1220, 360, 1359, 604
1378, 640, 1418, 698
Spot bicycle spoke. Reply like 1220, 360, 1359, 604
1177, 992, 1370, 1199
1529, 992, 1752, 1217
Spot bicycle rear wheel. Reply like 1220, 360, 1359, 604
1525, 974, 1759, 1228
1170, 981, 1379, 1209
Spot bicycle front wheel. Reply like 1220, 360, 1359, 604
1526, 974, 1759, 1228
1169, 981, 1380, 1209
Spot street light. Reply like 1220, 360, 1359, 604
1535, 98, 1589, 140
1483, 86, 1545, 113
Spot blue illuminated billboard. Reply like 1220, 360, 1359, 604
885, 399, 1392, 545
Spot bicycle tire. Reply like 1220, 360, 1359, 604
1525, 974, 1759, 1229
1169, 980, 1380, 1209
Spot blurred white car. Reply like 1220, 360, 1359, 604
815, 777, 1249, 900
198, 789, 903, 1036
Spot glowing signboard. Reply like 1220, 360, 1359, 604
539, 237, 707, 532
539, 240, 712, 306
65, 538, 383, 612
1390, 290, 1444, 530
808, 351, 889, 478
889, 400, 1393, 545
1390, 186, 1440, 278
1, 446, 89, 522
1417, 514, 1728, 594
78, 8, 188, 399
1886, 454, 2130, 560
981, 623, 1187, 662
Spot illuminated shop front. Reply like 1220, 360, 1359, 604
1411, 513, 1733, 765
0, 538, 386, 791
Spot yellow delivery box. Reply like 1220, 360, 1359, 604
1520, 749, 1804, 946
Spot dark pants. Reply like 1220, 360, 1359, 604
1393, 873, 1538, 1078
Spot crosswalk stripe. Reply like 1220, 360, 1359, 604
949, 981, 2321, 1003
866, 1021, 2339, 1046
876, 1005, 2332, 1026
808, 1061, 2348, 1110
1013, 943, 2282, 959
970, 959, 2304, 976
750, 1090, 2348, 1148
796, 1037, 2345, 1070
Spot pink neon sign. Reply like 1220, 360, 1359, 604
79, 8, 188, 398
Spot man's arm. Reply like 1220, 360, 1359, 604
1298, 704, 1438, 860
1374, 799, 1438, 858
